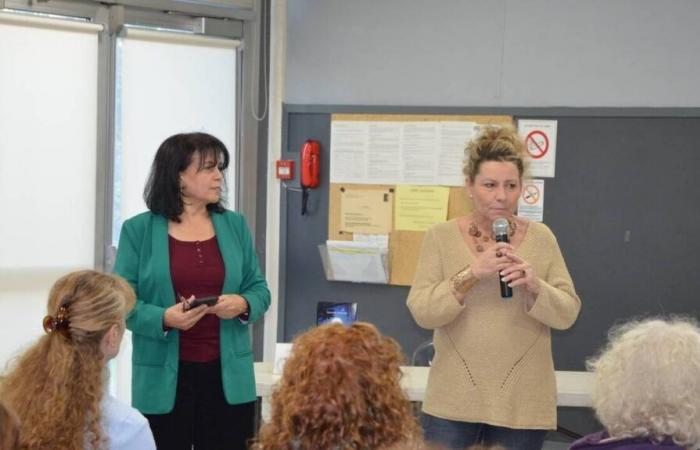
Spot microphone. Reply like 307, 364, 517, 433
492, 218, 513, 299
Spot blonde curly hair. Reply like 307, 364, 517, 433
463, 125, 528, 182
0, 270, 135, 450
588, 317, 700, 449
252, 322, 421, 450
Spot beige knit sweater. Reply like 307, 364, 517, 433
406, 219, 581, 430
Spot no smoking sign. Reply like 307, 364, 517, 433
526, 130, 549, 159
518, 119, 558, 178
522, 183, 540, 205
517, 179, 545, 222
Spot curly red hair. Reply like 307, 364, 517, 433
252, 322, 421, 450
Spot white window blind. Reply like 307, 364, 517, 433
114, 29, 239, 243
0, 13, 100, 368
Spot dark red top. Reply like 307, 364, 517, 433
169, 235, 224, 362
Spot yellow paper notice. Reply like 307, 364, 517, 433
395, 185, 449, 231
340, 188, 393, 234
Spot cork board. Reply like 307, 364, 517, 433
327, 113, 513, 286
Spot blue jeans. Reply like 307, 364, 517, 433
421, 413, 547, 450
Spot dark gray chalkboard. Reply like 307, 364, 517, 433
279, 107, 700, 373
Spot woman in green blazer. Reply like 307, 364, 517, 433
114, 132, 270, 450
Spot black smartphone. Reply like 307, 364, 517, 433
184, 295, 218, 310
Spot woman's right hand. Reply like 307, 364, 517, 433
163, 297, 209, 331
470, 242, 514, 280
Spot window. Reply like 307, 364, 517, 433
113, 28, 239, 244
0, 12, 101, 366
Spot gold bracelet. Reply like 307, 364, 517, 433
450, 266, 478, 295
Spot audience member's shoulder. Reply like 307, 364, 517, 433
103, 395, 155, 450
569, 430, 608, 449
104, 395, 147, 426
568, 430, 686, 450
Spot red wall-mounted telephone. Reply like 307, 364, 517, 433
300, 140, 320, 215
300, 140, 320, 189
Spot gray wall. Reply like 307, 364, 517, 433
286, 0, 700, 107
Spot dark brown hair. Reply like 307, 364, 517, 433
144, 132, 230, 221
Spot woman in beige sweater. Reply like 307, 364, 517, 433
407, 126, 581, 450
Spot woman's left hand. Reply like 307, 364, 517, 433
500, 252, 540, 296
209, 294, 248, 319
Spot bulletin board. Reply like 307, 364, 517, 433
326, 114, 513, 286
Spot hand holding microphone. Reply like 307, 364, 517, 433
470, 242, 513, 281
468, 218, 539, 299
492, 218, 540, 298
492, 218, 514, 298
500, 252, 540, 296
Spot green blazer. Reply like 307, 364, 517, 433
113, 210, 270, 414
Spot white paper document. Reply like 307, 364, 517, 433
325, 240, 388, 284
330, 121, 369, 183
330, 119, 477, 186
437, 121, 476, 186
367, 122, 402, 184
401, 122, 438, 184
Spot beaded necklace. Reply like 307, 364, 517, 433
468, 217, 517, 252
